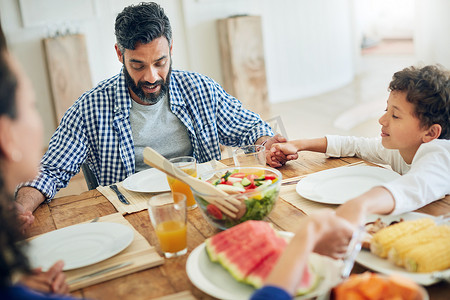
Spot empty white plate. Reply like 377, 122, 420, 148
26, 222, 134, 271
296, 165, 400, 204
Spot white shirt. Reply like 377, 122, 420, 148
325, 135, 450, 214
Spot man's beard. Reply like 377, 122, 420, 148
123, 60, 172, 105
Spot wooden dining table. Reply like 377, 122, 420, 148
27, 152, 450, 300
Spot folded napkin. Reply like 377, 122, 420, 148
65, 212, 164, 291
97, 160, 228, 215
97, 182, 153, 215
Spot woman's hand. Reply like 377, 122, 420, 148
308, 210, 355, 259
19, 260, 69, 295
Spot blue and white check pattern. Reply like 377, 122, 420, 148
25, 69, 273, 200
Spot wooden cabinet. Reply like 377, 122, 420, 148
217, 16, 270, 119
43, 34, 92, 125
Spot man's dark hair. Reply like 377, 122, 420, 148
115, 2, 172, 53
389, 65, 450, 139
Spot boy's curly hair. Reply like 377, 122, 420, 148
389, 65, 450, 139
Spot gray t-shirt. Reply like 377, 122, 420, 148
130, 94, 193, 172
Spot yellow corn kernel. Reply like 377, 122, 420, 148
404, 233, 450, 272
388, 225, 450, 267
370, 218, 435, 258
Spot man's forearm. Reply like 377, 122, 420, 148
16, 186, 46, 213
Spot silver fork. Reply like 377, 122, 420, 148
435, 212, 450, 225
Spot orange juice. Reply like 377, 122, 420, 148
167, 168, 197, 208
241, 168, 265, 178
155, 220, 187, 253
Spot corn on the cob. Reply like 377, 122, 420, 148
403, 231, 450, 272
388, 224, 450, 267
370, 218, 435, 258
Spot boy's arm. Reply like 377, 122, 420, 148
336, 186, 396, 225
271, 137, 328, 159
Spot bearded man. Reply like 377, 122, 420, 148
15, 2, 295, 227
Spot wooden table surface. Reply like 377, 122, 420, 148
28, 152, 450, 299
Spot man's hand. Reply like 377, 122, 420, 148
15, 187, 46, 233
16, 201, 35, 233
19, 260, 69, 295
262, 134, 299, 167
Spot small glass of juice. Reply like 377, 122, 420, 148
167, 156, 198, 210
148, 192, 187, 258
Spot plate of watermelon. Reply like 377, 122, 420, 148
186, 221, 343, 299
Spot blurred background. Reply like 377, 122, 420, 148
1, 0, 449, 148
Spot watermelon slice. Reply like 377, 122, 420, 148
245, 247, 284, 288
205, 220, 321, 296
218, 235, 280, 281
295, 262, 321, 295
205, 220, 275, 261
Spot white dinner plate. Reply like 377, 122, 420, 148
122, 168, 170, 193
122, 163, 215, 193
296, 165, 400, 204
26, 222, 134, 271
186, 231, 343, 300
356, 212, 448, 286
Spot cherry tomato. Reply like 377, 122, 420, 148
206, 204, 223, 219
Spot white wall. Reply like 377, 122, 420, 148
181, 0, 355, 103
414, 0, 450, 68
1, 0, 356, 147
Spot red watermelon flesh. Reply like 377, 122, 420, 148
217, 234, 282, 281
245, 247, 284, 288
206, 220, 276, 261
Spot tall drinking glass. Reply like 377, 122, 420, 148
166, 156, 198, 210
148, 192, 187, 258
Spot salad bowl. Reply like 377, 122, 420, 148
192, 166, 282, 230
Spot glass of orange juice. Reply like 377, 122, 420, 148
148, 192, 187, 258
167, 156, 197, 210
233, 145, 266, 177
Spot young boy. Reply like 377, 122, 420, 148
271, 65, 450, 224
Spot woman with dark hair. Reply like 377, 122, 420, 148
0, 22, 77, 299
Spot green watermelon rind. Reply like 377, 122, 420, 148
205, 238, 219, 262
216, 252, 248, 282
295, 262, 322, 296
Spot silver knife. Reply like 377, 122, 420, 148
67, 262, 133, 285
110, 184, 130, 205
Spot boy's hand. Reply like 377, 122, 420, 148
271, 142, 299, 158
264, 134, 298, 167
19, 260, 69, 295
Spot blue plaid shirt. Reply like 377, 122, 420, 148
26, 69, 273, 200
